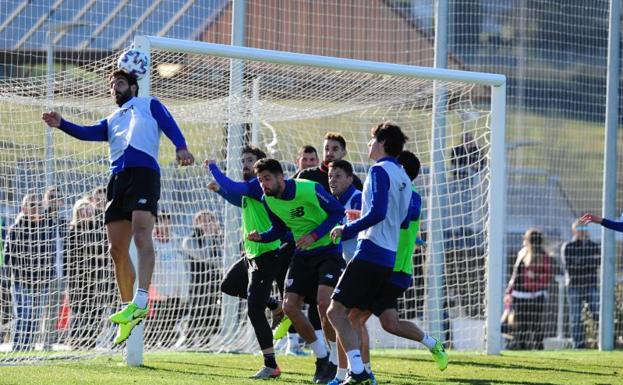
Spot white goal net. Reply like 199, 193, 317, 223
0, 36, 505, 364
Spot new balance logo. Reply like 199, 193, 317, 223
289, 206, 305, 218
286, 279, 294, 287
137, 198, 147, 204
325, 273, 333, 279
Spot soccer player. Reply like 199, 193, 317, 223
292, 145, 320, 178
355, 151, 448, 382
327, 159, 363, 383
328, 160, 361, 262
328, 122, 412, 384
206, 145, 293, 379
248, 158, 345, 383
298, 132, 363, 191
41, 69, 195, 345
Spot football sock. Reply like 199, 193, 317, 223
310, 339, 328, 358
336, 368, 348, 381
422, 335, 436, 350
132, 289, 148, 309
328, 340, 338, 365
287, 333, 298, 350
346, 349, 364, 374
263, 352, 277, 369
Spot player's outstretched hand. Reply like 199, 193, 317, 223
207, 181, 220, 192
247, 230, 262, 242
41, 111, 62, 128
330, 226, 344, 243
177, 148, 195, 166
579, 213, 602, 225
204, 159, 217, 168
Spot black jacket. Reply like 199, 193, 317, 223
561, 238, 600, 287
296, 162, 363, 192
4, 215, 55, 286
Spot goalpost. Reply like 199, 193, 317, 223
0, 34, 505, 365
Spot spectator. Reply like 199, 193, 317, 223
4, 193, 53, 351
561, 220, 600, 348
41, 186, 67, 349
181, 210, 223, 345
504, 228, 553, 350
292, 145, 320, 178
145, 212, 190, 348
64, 197, 112, 349
88, 186, 107, 215
449, 132, 485, 180
297, 132, 363, 191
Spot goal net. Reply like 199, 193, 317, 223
0, 35, 505, 364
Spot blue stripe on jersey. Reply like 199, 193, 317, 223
389, 271, 412, 289
150, 98, 187, 150
601, 218, 623, 232
352, 238, 395, 268
58, 119, 108, 141
111, 145, 159, 174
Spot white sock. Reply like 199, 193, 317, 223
346, 349, 364, 374
328, 340, 338, 365
336, 368, 348, 381
310, 339, 328, 358
315, 329, 325, 346
422, 335, 437, 350
132, 289, 148, 309
287, 333, 299, 350
364, 362, 372, 374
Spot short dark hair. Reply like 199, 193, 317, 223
253, 158, 283, 176
242, 145, 267, 160
110, 69, 139, 95
397, 150, 421, 181
324, 132, 347, 150
328, 159, 353, 176
299, 145, 318, 156
371, 122, 408, 157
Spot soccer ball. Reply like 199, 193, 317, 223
117, 49, 149, 80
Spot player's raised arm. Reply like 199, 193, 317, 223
41, 111, 108, 141
150, 97, 194, 166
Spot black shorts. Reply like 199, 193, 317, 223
331, 258, 392, 311
105, 167, 160, 224
285, 251, 345, 302
370, 282, 406, 316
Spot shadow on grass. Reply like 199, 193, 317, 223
378, 354, 616, 377
141, 360, 317, 384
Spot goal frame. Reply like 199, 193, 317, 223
129, 34, 506, 364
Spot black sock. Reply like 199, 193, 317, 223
263, 352, 277, 369
266, 297, 279, 311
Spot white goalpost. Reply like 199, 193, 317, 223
0, 34, 505, 365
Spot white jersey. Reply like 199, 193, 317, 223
106, 96, 161, 164
342, 189, 362, 262
358, 159, 411, 252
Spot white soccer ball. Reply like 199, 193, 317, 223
117, 49, 149, 80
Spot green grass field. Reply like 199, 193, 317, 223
0, 350, 621, 385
